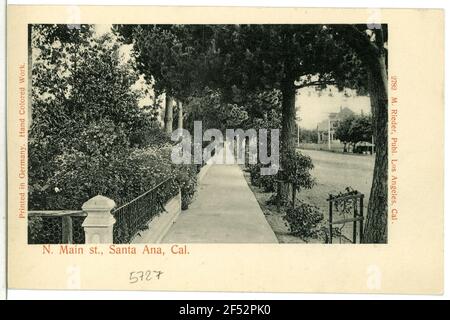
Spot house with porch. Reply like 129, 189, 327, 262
316, 106, 355, 143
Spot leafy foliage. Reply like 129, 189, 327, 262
118, 24, 368, 96
115, 24, 215, 101
29, 25, 197, 212
127, 147, 198, 210
184, 88, 242, 132
282, 151, 315, 191
241, 90, 282, 131
209, 25, 366, 92
114, 23, 388, 243
184, 87, 282, 136
334, 116, 355, 146
248, 163, 277, 193
299, 128, 319, 144
248, 163, 262, 186
201, 25, 370, 187
349, 115, 373, 143
176, 163, 198, 210
129, 124, 174, 148
335, 114, 373, 150
284, 202, 324, 241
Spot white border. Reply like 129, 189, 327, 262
3, 0, 448, 9
2, 0, 449, 300
1, 0, 7, 301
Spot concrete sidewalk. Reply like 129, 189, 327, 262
162, 164, 278, 243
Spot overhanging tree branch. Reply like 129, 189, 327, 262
335, 25, 380, 65
295, 80, 337, 89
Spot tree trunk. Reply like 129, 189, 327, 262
292, 186, 297, 208
278, 79, 297, 200
280, 80, 297, 155
164, 95, 174, 134
177, 100, 183, 129
363, 54, 388, 243
334, 25, 389, 243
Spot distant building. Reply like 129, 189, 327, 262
316, 106, 355, 143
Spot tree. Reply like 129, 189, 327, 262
335, 114, 373, 152
350, 115, 373, 144
335, 115, 355, 152
208, 25, 366, 199
31, 24, 93, 113
164, 95, 175, 133
29, 24, 95, 207
299, 128, 319, 144
29, 27, 153, 209
114, 25, 215, 133
212, 24, 388, 242
332, 25, 388, 243
283, 150, 315, 207
115, 24, 389, 242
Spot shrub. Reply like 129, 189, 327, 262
28, 31, 164, 210
29, 119, 136, 209
266, 192, 289, 207
248, 163, 262, 186
175, 163, 198, 210
259, 174, 277, 192
129, 124, 174, 148
27, 27, 199, 241
127, 146, 176, 193
248, 151, 315, 196
248, 163, 277, 192
28, 216, 46, 243
282, 151, 315, 191
30, 141, 197, 211
284, 202, 324, 241
114, 146, 198, 210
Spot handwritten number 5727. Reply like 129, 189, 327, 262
129, 270, 163, 284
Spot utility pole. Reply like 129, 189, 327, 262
178, 101, 183, 129
328, 117, 331, 150
164, 95, 174, 134
371, 135, 374, 155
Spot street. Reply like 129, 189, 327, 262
246, 148, 376, 244
297, 149, 375, 241
299, 149, 375, 198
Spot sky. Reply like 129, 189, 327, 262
296, 86, 371, 129
94, 24, 112, 37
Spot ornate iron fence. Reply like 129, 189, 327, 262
327, 188, 364, 244
112, 178, 178, 244
28, 178, 178, 244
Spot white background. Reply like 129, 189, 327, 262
1, 0, 449, 300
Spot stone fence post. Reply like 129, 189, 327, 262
81, 195, 116, 243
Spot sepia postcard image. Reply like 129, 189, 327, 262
26, 22, 387, 246
6, 6, 444, 293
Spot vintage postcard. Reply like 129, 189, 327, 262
6, 5, 444, 293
